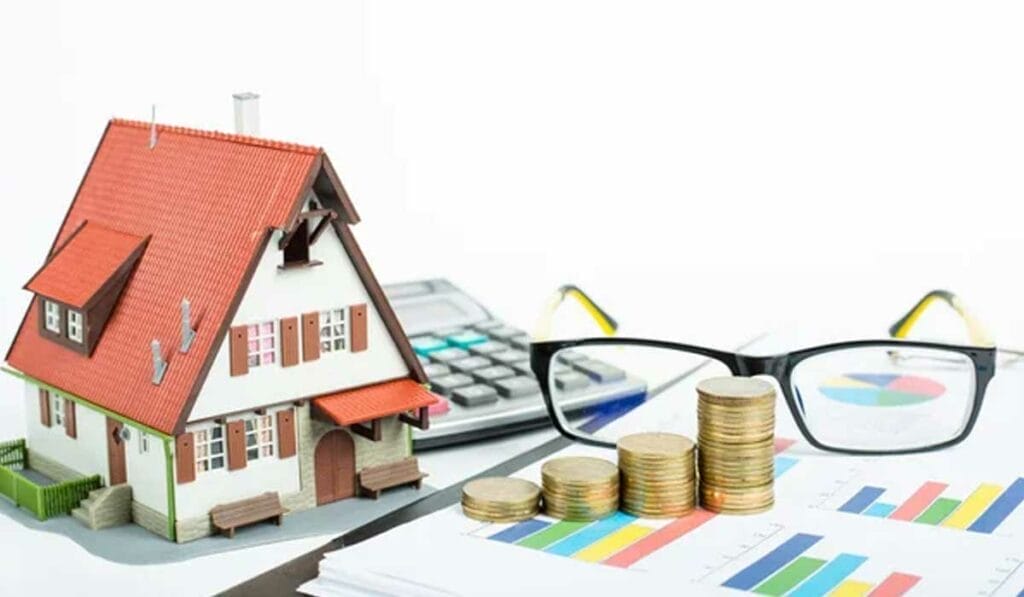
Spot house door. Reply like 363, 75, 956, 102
314, 430, 355, 505
106, 418, 127, 486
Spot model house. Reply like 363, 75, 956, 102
2, 95, 436, 542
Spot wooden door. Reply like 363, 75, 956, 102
314, 430, 355, 505
106, 418, 127, 486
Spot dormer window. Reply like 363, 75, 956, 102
277, 198, 338, 270
44, 301, 62, 333
67, 310, 84, 343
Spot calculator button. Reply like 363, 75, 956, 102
472, 365, 516, 383
430, 347, 471, 363
428, 397, 451, 416
555, 371, 591, 391
573, 360, 626, 383
423, 363, 452, 378
489, 326, 526, 340
451, 385, 500, 407
417, 354, 431, 365
469, 341, 509, 356
495, 376, 541, 398
449, 356, 492, 373
446, 331, 489, 349
508, 335, 532, 351
552, 363, 571, 375
411, 336, 448, 356
433, 327, 467, 338
430, 373, 474, 394
472, 320, 504, 331
511, 361, 536, 377
556, 350, 588, 364
491, 349, 530, 365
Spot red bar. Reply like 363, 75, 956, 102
889, 482, 948, 521
868, 572, 921, 597
774, 437, 796, 454
603, 509, 716, 568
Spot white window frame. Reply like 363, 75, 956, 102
139, 432, 151, 455
67, 309, 84, 343
319, 308, 346, 353
245, 414, 275, 461
246, 321, 277, 367
51, 394, 64, 428
194, 425, 226, 473
44, 301, 61, 333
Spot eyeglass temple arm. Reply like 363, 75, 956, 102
534, 284, 619, 341
889, 289, 995, 347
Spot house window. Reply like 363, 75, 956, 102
194, 426, 225, 473
67, 309, 84, 343
51, 395, 64, 427
320, 309, 346, 353
247, 321, 276, 367
139, 432, 151, 454
44, 301, 61, 333
245, 414, 275, 460
282, 220, 311, 266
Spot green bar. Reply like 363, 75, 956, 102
517, 520, 590, 549
915, 497, 961, 525
753, 557, 827, 595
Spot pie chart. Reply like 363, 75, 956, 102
818, 373, 945, 407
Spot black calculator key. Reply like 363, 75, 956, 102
430, 347, 470, 363
495, 376, 541, 398
472, 365, 516, 383
430, 373, 474, 394
449, 356, 492, 373
423, 363, 451, 378
572, 360, 626, 383
451, 384, 500, 407
492, 349, 530, 365
555, 371, 591, 391
468, 341, 508, 356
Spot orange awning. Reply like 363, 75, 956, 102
313, 378, 438, 426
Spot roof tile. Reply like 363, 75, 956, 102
312, 379, 438, 426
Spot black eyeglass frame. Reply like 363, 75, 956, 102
530, 337, 997, 455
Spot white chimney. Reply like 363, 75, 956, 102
233, 92, 260, 135
151, 339, 167, 385
180, 298, 196, 353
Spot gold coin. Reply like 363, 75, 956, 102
462, 477, 541, 503
542, 456, 618, 483
697, 376, 775, 400
618, 432, 695, 457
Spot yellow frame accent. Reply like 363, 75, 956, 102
891, 291, 994, 346
535, 285, 618, 340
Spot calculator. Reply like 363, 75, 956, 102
383, 279, 648, 449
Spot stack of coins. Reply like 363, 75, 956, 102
617, 432, 696, 518
461, 477, 541, 522
697, 376, 776, 514
541, 456, 619, 521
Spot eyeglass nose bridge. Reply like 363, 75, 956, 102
732, 354, 788, 380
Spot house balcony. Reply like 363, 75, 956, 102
0, 438, 101, 520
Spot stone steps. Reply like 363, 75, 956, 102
72, 484, 132, 530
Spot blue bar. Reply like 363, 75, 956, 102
789, 553, 868, 597
775, 456, 799, 478
838, 486, 886, 514
969, 478, 1024, 534
489, 519, 550, 543
722, 533, 823, 590
546, 512, 636, 556
863, 502, 897, 517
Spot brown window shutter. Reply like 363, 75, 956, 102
64, 399, 77, 439
175, 433, 196, 484
39, 389, 51, 427
277, 408, 296, 458
280, 317, 299, 367
350, 304, 367, 352
302, 311, 321, 361
226, 420, 247, 470
229, 325, 249, 376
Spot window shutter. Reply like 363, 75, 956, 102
226, 420, 247, 470
64, 399, 77, 439
277, 408, 297, 458
350, 304, 367, 352
229, 325, 249, 376
280, 317, 299, 367
302, 312, 320, 361
39, 389, 51, 427
175, 433, 196, 484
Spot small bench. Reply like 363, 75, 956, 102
210, 492, 288, 538
358, 457, 428, 500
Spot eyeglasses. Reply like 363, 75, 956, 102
529, 288, 1002, 455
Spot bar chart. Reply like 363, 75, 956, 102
721, 532, 921, 596
835, 478, 1024, 533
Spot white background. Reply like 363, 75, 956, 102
2, 1, 1024, 594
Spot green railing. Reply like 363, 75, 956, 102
0, 439, 102, 520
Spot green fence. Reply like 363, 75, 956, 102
0, 439, 102, 520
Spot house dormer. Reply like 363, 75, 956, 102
278, 194, 338, 270
24, 221, 148, 356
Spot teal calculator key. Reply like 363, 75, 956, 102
411, 336, 448, 355
446, 331, 488, 348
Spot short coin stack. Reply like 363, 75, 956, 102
461, 477, 541, 522
541, 456, 619, 521
697, 376, 776, 514
617, 432, 696, 518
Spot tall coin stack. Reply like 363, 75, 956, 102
541, 456, 619, 521
697, 376, 776, 514
617, 432, 696, 518
461, 477, 541, 522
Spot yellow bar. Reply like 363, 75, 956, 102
943, 483, 1004, 529
573, 524, 652, 563
830, 579, 873, 597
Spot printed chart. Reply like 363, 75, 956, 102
819, 373, 944, 407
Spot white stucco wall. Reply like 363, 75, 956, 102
124, 430, 168, 515
24, 382, 110, 483
174, 404, 301, 519
188, 225, 409, 422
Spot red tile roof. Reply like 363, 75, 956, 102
25, 221, 148, 309
312, 378, 438, 426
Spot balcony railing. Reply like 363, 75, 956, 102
0, 438, 102, 520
